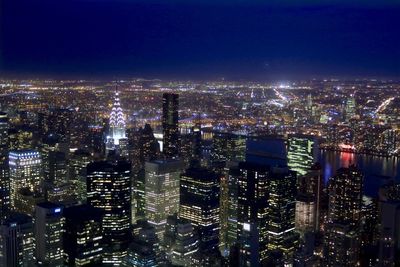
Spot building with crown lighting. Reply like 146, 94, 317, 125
9, 150, 43, 212
106, 92, 128, 157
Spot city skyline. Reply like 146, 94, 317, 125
1, 1, 400, 266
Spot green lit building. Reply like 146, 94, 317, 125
287, 134, 319, 177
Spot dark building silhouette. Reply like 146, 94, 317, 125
34, 202, 64, 267
179, 167, 220, 253
0, 212, 34, 267
234, 162, 297, 266
139, 124, 160, 165
87, 160, 132, 265
162, 93, 180, 159
325, 165, 363, 266
122, 220, 160, 267
0, 112, 10, 222
63, 204, 104, 267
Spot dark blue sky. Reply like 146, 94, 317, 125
1, 0, 399, 80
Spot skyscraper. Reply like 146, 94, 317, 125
325, 165, 363, 266
266, 167, 298, 263
0, 112, 10, 221
144, 159, 183, 241
63, 204, 104, 267
106, 92, 127, 156
179, 167, 220, 253
226, 162, 240, 253
0, 213, 35, 267
287, 134, 319, 177
235, 162, 270, 266
210, 132, 246, 253
47, 151, 67, 185
139, 124, 160, 165
211, 132, 246, 165
378, 201, 400, 267
122, 220, 160, 267
345, 95, 356, 121
87, 160, 131, 265
9, 150, 42, 210
162, 93, 180, 159
34, 202, 64, 267
170, 220, 200, 266
295, 163, 324, 234
235, 162, 297, 265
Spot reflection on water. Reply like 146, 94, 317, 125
319, 150, 400, 197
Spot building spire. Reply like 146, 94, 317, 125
109, 85, 126, 129
106, 84, 126, 153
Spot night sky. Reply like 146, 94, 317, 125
1, 0, 399, 80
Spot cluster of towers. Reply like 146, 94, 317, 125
0, 90, 399, 267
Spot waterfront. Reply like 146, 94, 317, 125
320, 150, 400, 197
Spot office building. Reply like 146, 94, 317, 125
234, 162, 297, 266
226, 162, 240, 253
211, 132, 246, 165
179, 167, 220, 253
265, 167, 298, 264
63, 204, 104, 267
162, 93, 180, 159
0, 112, 10, 221
170, 221, 199, 266
295, 163, 324, 234
68, 149, 92, 203
122, 220, 160, 267
34, 202, 64, 267
47, 151, 67, 185
378, 201, 400, 267
287, 134, 319, 177
0, 213, 35, 267
87, 160, 131, 265
345, 96, 356, 121
9, 150, 42, 209
325, 166, 363, 266
144, 159, 183, 240
138, 124, 160, 165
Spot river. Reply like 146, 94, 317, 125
319, 150, 400, 197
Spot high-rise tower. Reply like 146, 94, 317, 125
144, 159, 183, 241
162, 93, 180, 159
9, 150, 43, 212
34, 202, 64, 267
325, 165, 363, 266
179, 167, 220, 253
106, 91, 127, 156
87, 160, 131, 265
0, 112, 10, 221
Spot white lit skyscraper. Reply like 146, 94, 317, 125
9, 150, 42, 209
106, 92, 127, 156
